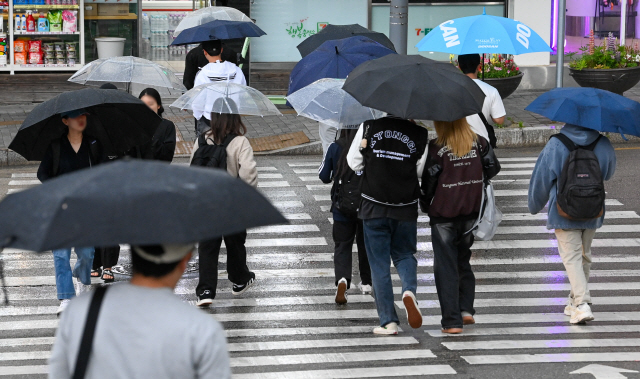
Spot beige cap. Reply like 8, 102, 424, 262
132, 244, 195, 264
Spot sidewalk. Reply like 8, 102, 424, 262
1, 82, 639, 154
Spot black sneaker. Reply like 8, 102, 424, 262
232, 275, 255, 296
196, 290, 213, 307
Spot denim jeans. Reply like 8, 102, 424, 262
431, 220, 476, 329
53, 247, 95, 300
363, 217, 418, 327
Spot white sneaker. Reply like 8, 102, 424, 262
57, 299, 71, 316
564, 304, 576, 316
570, 303, 595, 324
358, 282, 372, 294
335, 278, 348, 304
75, 278, 91, 295
373, 322, 399, 335
402, 291, 423, 329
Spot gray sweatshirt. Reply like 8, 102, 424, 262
49, 283, 231, 379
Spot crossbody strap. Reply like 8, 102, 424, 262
72, 286, 108, 379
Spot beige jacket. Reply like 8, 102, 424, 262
190, 133, 258, 188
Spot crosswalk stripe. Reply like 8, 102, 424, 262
270, 200, 304, 208
491, 179, 530, 185
0, 337, 55, 347
7, 189, 24, 194
417, 211, 640, 223
400, 282, 640, 294
11, 173, 37, 178
443, 338, 640, 350
212, 309, 380, 322
227, 337, 418, 352
288, 163, 320, 167
258, 181, 290, 188
244, 237, 327, 247
293, 169, 318, 174
496, 170, 533, 176
495, 189, 529, 196
416, 238, 640, 251
232, 365, 457, 378
306, 184, 330, 190
0, 366, 49, 376
298, 176, 322, 181
282, 213, 312, 220
256, 167, 277, 171
461, 352, 640, 364
499, 163, 536, 168
497, 157, 539, 162
258, 173, 283, 179
0, 319, 58, 331
7, 179, 39, 186
426, 325, 640, 337
0, 351, 49, 361
226, 325, 400, 338
262, 190, 297, 198
230, 350, 436, 368
248, 225, 319, 234
417, 224, 640, 236
314, 195, 331, 201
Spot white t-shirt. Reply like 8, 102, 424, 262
466, 79, 507, 141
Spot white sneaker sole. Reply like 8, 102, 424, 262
335, 281, 348, 304
571, 314, 595, 324
196, 298, 213, 307
373, 327, 398, 335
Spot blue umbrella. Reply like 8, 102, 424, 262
287, 36, 396, 97
416, 9, 551, 55
171, 19, 266, 46
525, 87, 640, 139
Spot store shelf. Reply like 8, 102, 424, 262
14, 31, 80, 35
14, 4, 79, 9
85, 13, 136, 20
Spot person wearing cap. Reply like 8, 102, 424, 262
49, 244, 232, 378
37, 108, 105, 316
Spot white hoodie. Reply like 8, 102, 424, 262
193, 60, 247, 120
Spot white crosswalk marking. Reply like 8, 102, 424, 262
2, 156, 639, 377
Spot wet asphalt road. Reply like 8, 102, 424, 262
1, 145, 640, 379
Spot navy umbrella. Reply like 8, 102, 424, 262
525, 87, 640, 138
287, 36, 396, 100
297, 24, 396, 57
171, 19, 266, 45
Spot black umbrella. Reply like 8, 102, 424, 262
8, 88, 162, 161
0, 159, 286, 251
297, 24, 396, 57
342, 55, 485, 121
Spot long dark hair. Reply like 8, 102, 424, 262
209, 113, 247, 144
138, 88, 164, 117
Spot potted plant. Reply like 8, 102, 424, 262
569, 31, 640, 94
452, 54, 524, 99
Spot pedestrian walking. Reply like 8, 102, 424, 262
49, 244, 231, 379
347, 116, 428, 335
183, 42, 241, 91
190, 104, 257, 306
421, 118, 500, 334
192, 40, 246, 137
36, 109, 103, 315
528, 124, 616, 324
458, 53, 506, 148
319, 129, 372, 304
91, 246, 119, 283
139, 88, 177, 162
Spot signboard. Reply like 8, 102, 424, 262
371, 4, 504, 61
250, 0, 368, 62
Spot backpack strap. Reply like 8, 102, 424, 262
50, 139, 61, 178
477, 113, 497, 149
221, 133, 237, 147
551, 133, 578, 152
71, 286, 108, 379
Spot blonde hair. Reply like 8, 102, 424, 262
434, 118, 477, 158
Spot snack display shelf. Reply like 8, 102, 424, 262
85, 13, 136, 20
14, 31, 79, 34
14, 4, 79, 9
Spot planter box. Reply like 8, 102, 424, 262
482, 73, 524, 99
569, 66, 640, 95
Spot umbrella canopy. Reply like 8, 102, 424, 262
171, 82, 282, 117
288, 36, 396, 97
416, 9, 551, 55
525, 87, 640, 138
297, 24, 396, 57
68, 56, 186, 96
8, 88, 161, 161
287, 78, 386, 128
342, 54, 485, 121
172, 20, 265, 46
174, 6, 252, 37
0, 159, 287, 251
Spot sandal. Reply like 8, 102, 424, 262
102, 269, 115, 283
91, 268, 102, 278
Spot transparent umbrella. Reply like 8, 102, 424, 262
170, 82, 282, 117
286, 78, 386, 128
174, 6, 252, 37
69, 56, 186, 96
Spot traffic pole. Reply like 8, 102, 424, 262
556, 0, 567, 88
621, 0, 628, 46
389, 0, 408, 54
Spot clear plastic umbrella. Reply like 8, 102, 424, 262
170, 82, 282, 117
69, 56, 186, 96
286, 78, 386, 128
174, 6, 252, 37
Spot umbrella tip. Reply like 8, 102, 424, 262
483, 6, 486, 15
335, 46, 339, 54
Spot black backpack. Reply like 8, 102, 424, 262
190, 133, 236, 169
552, 133, 605, 220
331, 138, 362, 217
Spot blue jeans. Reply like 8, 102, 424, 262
53, 247, 95, 300
363, 218, 418, 327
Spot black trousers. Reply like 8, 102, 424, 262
333, 219, 372, 288
431, 219, 476, 329
196, 231, 253, 298
92, 246, 120, 270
